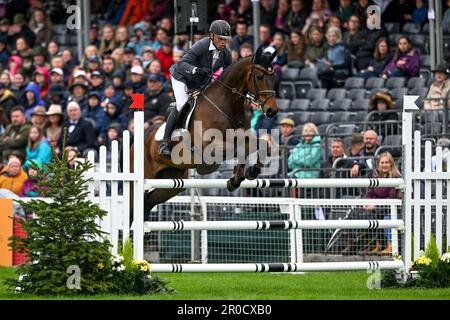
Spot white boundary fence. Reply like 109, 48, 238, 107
83, 97, 449, 273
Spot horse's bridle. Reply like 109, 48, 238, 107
213, 64, 277, 111
200, 63, 277, 129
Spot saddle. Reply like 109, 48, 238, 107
174, 90, 201, 130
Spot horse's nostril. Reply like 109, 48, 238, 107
266, 108, 277, 118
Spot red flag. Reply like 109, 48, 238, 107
129, 93, 144, 110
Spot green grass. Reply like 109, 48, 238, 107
1, 267, 449, 300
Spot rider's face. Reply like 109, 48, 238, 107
211, 34, 228, 51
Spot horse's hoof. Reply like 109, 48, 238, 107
226, 179, 238, 192
245, 166, 260, 180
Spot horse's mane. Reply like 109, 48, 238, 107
219, 57, 252, 80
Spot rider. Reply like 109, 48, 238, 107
159, 20, 233, 158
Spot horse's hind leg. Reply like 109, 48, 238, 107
144, 168, 188, 220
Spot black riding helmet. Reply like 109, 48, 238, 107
209, 20, 232, 40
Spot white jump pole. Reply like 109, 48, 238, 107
149, 261, 404, 273
144, 178, 405, 189
144, 219, 405, 232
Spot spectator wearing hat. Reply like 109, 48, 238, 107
0, 156, 28, 195
30, 106, 47, 131
23, 124, 51, 171
156, 39, 175, 80
112, 69, 126, 91
45, 84, 67, 110
102, 82, 120, 107
89, 20, 100, 48
279, 118, 299, 147
0, 81, 18, 119
99, 96, 127, 142
122, 47, 135, 71
58, 101, 96, 155
33, 67, 50, 99
425, 64, 450, 110
143, 73, 173, 123
9, 13, 36, 49
80, 45, 100, 69
101, 122, 123, 162
130, 65, 146, 93
83, 91, 108, 137
0, 34, 10, 69
0, 19, 10, 44
87, 55, 102, 73
12, 37, 33, 79
32, 46, 50, 69
102, 56, 116, 82
127, 22, 153, 55
0, 106, 31, 162
22, 82, 45, 119
8, 55, 23, 78
367, 92, 399, 136
68, 81, 88, 108
90, 70, 105, 93
45, 104, 63, 151
49, 67, 65, 86
28, 8, 53, 48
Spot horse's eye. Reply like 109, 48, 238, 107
256, 73, 264, 80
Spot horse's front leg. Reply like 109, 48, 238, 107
245, 136, 269, 180
226, 164, 245, 192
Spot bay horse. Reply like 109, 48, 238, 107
130, 46, 279, 216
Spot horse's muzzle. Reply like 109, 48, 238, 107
265, 107, 278, 118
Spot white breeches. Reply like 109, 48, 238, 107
171, 76, 189, 111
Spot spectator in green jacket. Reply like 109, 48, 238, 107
0, 106, 31, 163
288, 122, 324, 178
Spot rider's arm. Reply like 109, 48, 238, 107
176, 40, 205, 79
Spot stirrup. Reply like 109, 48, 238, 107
159, 140, 172, 157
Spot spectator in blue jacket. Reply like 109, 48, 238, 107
23, 125, 52, 171
405, 0, 428, 24
316, 26, 351, 88
83, 91, 108, 138
100, 96, 127, 141
22, 82, 45, 119
288, 122, 324, 179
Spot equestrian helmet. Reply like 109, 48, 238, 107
209, 20, 232, 40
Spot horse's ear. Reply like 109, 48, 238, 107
253, 45, 263, 61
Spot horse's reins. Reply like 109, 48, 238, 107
201, 64, 276, 129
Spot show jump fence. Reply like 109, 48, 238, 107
84, 96, 449, 274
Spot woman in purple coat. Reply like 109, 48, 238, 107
361, 152, 402, 255
381, 35, 420, 80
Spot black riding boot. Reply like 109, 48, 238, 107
159, 107, 179, 157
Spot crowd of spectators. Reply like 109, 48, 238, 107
0, 0, 447, 201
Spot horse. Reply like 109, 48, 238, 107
130, 46, 279, 216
